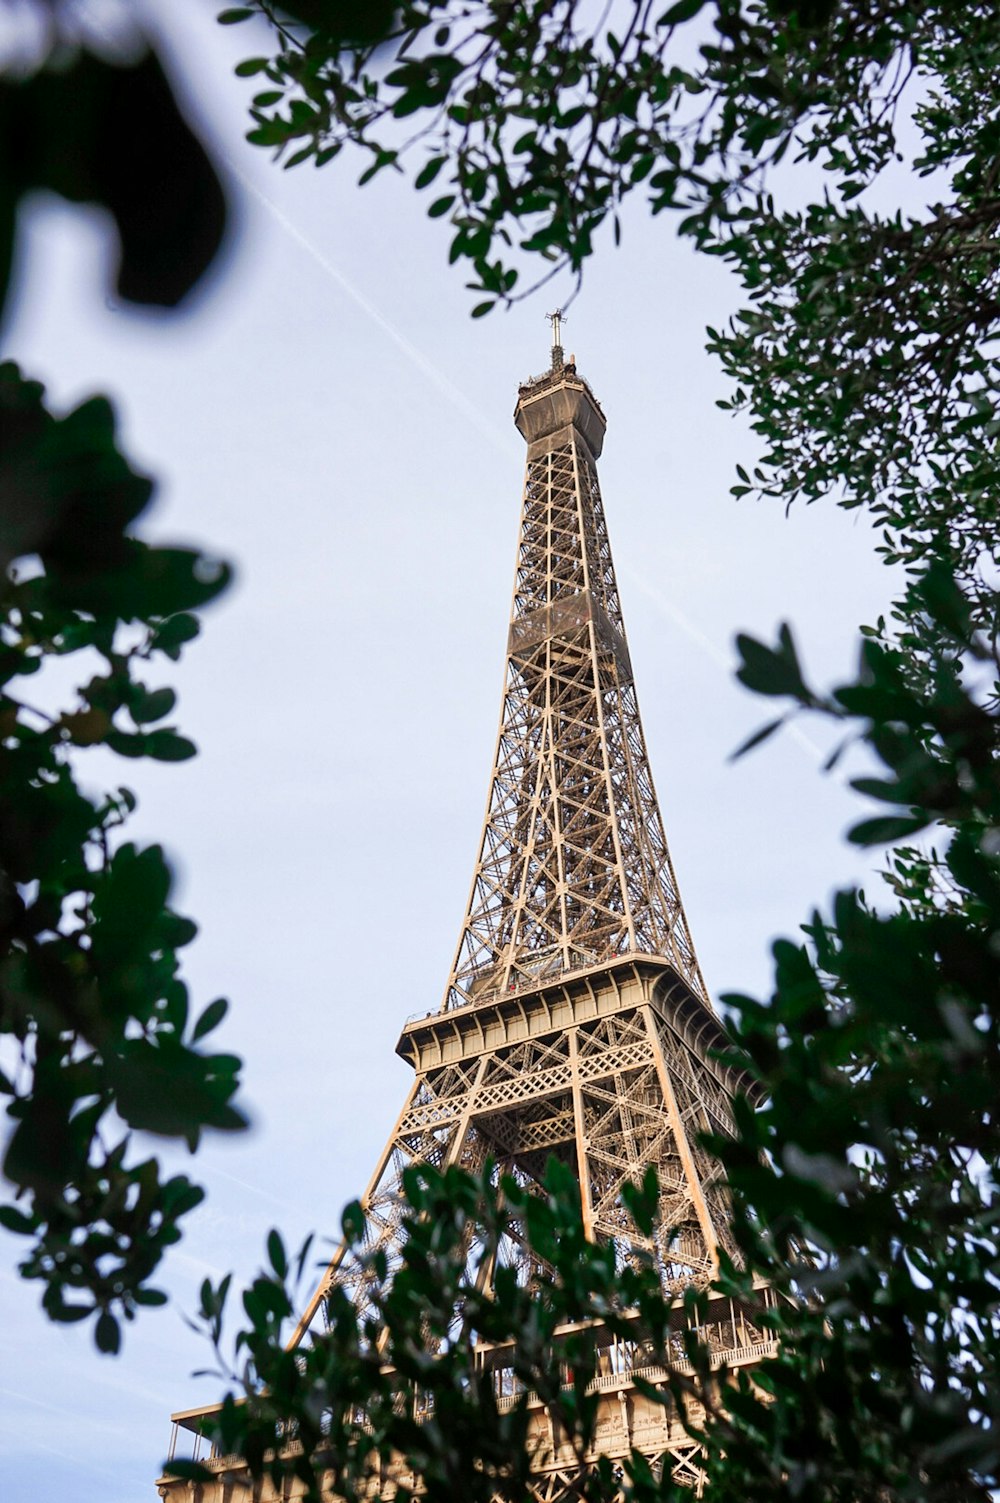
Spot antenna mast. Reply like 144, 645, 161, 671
546, 308, 566, 370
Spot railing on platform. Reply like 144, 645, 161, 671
165, 1339, 779, 1471
493, 1338, 779, 1413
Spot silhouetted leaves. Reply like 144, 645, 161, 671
0, 45, 227, 322
735, 624, 810, 699
0, 360, 244, 1346
0, 10, 240, 1345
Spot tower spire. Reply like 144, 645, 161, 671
546, 308, 566, 370
443, 355, 706, 1012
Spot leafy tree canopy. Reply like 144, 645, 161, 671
0, 14, 245, 1351
229, 0, 1000, 584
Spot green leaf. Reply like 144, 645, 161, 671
414, 156, 446, 189
131, 686, 177, 724
917, 560, 972, 638
267, 1228, 288, 1277
730, 717, 785, 760
0, 1205, 38, 1234
218, 7, 256, 22
95, 1311, 121, 1354
848, 813, 929, 846
342, 1199, 366, 1243
735, 625, 809, 699
850, 775, 907, 803
285, 146, 314, 169
92, 843, 172, 960
191, 997, 228, 1043
30, 49, 228, 307
133, 1287, 169, 1307
106, 1039, 246, 1138
659, 0, 708, 23
161, 913, 198, 949
106, 729, 149, 759
153, 612, 200, 659
145, 730, 197, 761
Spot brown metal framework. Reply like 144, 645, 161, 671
160, 349, 773, 1502
446, 366, 705, 1010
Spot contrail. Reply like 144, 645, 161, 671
622, 563, 830, 766
5, 1437, 125, 1485
623, 563, 732, 671
93, 5, 505, 452
223, 154, 511, 457
220, 149, 830, 767
203, 1158, 308, 1216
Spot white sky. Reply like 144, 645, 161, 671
1, 4, 903, 1499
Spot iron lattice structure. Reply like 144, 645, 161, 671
161, 350, 775, 1502
446, 363, 705, 1010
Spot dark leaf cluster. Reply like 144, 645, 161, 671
0, 10, 242, 1347
0, 363, 246, 1348
184, 1160, 717, 1503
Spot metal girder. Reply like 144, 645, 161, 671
298, 991, 737, 1338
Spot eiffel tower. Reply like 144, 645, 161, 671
161, 329, 776, 1499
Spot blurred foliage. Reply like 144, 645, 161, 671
0, 10, 243, 1350
197, 2, 1000, 1498
0, 42, 225, 315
